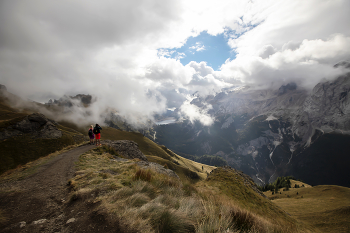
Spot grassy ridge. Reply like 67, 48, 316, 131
203, 168, 303, 231
265, 185, 350, 233
102, 127, 215, 182
68, 147, 303, 232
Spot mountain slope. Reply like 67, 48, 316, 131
265, 184, 350, 233
0, 90, 86, 175
154, 73, 350, 187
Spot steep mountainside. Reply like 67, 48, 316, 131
154, 73, 350, 187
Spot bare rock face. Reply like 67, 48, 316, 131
303, 73, 350, 131
0, 84, 7, 91
103, 140, 148, 161
0, 113, 62, 140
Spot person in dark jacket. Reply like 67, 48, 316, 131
93, 124, 102, 146
88, 125, 94, 145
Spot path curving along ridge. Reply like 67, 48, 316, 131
0, 144, 96, 233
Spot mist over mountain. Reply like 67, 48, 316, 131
154, 72, 350, 187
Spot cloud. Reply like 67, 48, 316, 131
217, 0, 350, 89
189, 42, 205, 52
179, 96, 214, 126
221, 34, 350, 89
258, 45, 276, 59
0, 0, 349, 127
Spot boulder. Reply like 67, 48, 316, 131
103, 140, 148, 161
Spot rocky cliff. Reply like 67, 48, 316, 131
0, 113, 62, 140
154, 73, 350, 187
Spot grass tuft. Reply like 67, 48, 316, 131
134, 168, 152, 182
230, 206, 267, 233
0, 209, 8, 225
126, 193, 150, 207
150, 209, 195, 233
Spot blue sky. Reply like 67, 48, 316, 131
162, 31, 237, 70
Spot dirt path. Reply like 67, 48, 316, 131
0, 144, 96, 233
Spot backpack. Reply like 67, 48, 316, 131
93, 127, 98, 134
88, 129, 93, 136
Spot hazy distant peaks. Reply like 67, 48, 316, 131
278, 83, 297, 96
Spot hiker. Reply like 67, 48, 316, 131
93, 123, 102, 146
88, 125, 94, 145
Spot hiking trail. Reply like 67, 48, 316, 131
0, 144, 110, 233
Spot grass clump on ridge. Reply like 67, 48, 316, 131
69, 149, 304, 233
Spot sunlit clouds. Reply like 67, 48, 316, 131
0, 0, 349, 126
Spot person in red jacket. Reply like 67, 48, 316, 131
93, 124, 102, 146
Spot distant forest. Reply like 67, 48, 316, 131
258, 176, 305, 193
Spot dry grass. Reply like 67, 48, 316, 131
103, 127, 215, 179
0, 209, 8, 225
266, 185, 350, 233
69, 149, 308, 233
134, 169, 152, 182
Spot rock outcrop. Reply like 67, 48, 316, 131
105, 140, 179, 178
0, 113, 62, 140
136, 161, 180, 179
46, 94, 93, 106
103, 140, 148, 161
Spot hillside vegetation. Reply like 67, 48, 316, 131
67, 146, 308, 232
264, 184, 350, 233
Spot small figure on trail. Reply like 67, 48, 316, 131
93, 124, 102, 146
88, 125, 94, 145
202, 166, 203, 171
